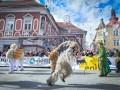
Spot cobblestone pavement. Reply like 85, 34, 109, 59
0, 67, 120, 90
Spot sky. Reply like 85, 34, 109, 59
37, 0, 120, 46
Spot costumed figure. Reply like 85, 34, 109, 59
48, 47, 59, 73
15, 52, 24, 71
6, 44, 24, 74
47, 41, 79, 86
98, 42, 110, 77
48, 41, 78, 73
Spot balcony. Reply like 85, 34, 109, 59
4, 31, 13, 37
22, 30, 32, 36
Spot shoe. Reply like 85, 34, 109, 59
62, 78, 65, 82
14, 69, 17, 71
47, 83, 53, 86
20, 69, 24, 71
98, 75, 104, 77
46, 76, 53, 86
60, 74, 65, 82
104, 74, 107, 77
60, 77, 65, 82
8, 72, 13, 74
116, 70, 119, 73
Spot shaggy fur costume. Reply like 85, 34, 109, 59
48, 48, 59, 73
47, 41, 78, 86
48, 41, 78, 73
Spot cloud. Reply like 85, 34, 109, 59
43, 0, 119, 47
35, 0, 40, 3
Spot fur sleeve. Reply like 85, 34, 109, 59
6, 49, 14, 59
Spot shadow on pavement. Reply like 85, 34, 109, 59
13, 72, 51, 75
73, 72, 96, 75
24, 69, 50, 72
0, 81, 47, 89
0, 81, 120, 90
0, 72, 4, 74
66, 83, 120, 90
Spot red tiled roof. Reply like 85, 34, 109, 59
0, 0, 43, 7
106, 21, 120, 27
57, 22, 83, 31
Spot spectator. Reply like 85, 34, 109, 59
114, 49, 120, 73
88, 50, 94, 57
29, 51, 33, 56
46, 48, 51, 56
40, 50, 46, 57
0, 51, 1, 56
34, 51, 39, 56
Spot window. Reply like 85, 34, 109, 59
24, 19, 32, 30
23, 14, 33, 31
5, 20, 14, 31
113, 30, 119, 36
39, 16, 46, 35
114, 40, 119, 46
40, 17, 45, 29
5, 14, 15, 31
97, 31, 103, 37
76, 37, 80, 42
48, 24, 51, 35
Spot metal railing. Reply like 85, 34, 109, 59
4, 31, 13, 37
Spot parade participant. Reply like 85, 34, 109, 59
15, 52, 24, 71
48, 41, 78, 74
48, 47, 59, 73
47, 41, 79, 86
98, 42, 108, 77
6, 44, 24, 74
114, 49, 120, 73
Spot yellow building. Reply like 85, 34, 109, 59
94, 8, 120, 50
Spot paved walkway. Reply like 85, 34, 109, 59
0, 67, 120, 90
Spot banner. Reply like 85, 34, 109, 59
0, 56, 50, 67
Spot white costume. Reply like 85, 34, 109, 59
6, 44, 24, 73
6, 44, 16, 73
47, 41, 78, 85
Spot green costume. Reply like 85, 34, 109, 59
98, 42, 107, 76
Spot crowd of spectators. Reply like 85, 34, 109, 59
0, 48, 51, 57
0, 51, 7, 57
24, 48, 51, 57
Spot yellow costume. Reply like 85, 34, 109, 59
48, 48, 59, 73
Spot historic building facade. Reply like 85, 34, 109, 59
57, 22, 87, 50
0, 0, 87, 52
0, 0, 59, 52
94, 8, 120, 50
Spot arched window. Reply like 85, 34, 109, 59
39, 16, 46, 35
48, 24, 51, 35
40, 17, 45, 29
23, 14, 33, 31
5, 14, 15, 31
